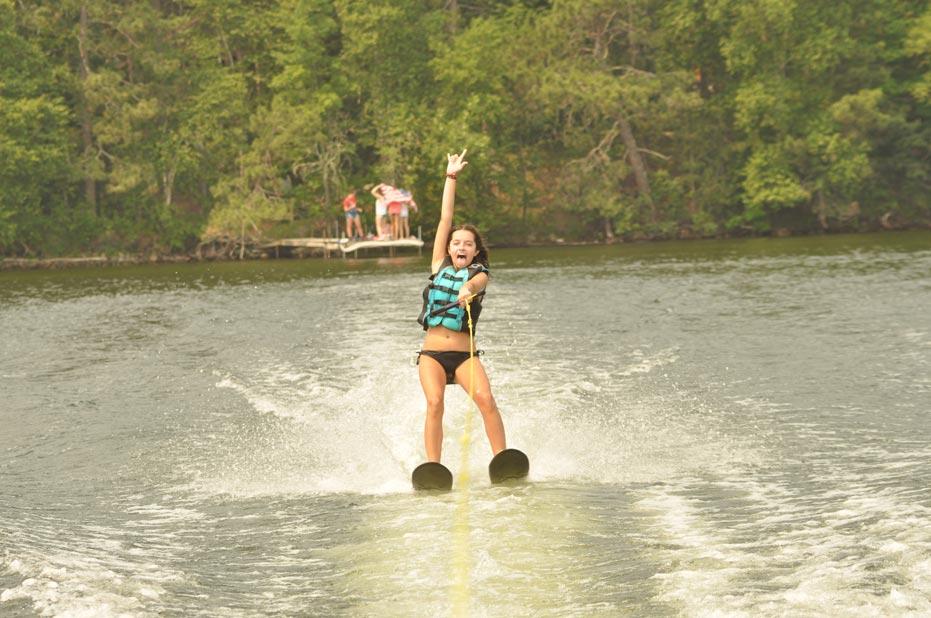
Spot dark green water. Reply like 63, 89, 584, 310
2, 231, 930, 616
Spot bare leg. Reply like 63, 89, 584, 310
418, 355, 448, 462
344, 216, 352, 238
454, 357, 506, 455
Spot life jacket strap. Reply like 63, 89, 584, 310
429, 282, 460, 295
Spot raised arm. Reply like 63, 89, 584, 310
431, 150, 468, 271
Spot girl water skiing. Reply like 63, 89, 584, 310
416, 150, 507, 463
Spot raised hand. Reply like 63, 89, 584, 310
446, 149, 469, 175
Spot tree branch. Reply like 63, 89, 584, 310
639, 147, 670, 161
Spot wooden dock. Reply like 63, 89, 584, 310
341, 238, 424, 256
261, 237, 424, 258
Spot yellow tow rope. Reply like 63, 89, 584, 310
451, 299, 476, 616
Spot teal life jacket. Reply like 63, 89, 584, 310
418, 260, 488, 332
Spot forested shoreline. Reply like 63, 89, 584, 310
2, 0, 929, 258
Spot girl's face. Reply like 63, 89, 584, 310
448, 229, 478, 270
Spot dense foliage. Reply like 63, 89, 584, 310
1, 0, 928, 256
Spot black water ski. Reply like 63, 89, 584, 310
489, 448, 529, 484
412, 462, 453, 491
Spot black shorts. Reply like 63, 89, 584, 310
417, 350, 484, 385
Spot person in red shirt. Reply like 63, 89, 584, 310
342, 191, 364, 240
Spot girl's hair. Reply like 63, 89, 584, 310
449, 224, 490, 270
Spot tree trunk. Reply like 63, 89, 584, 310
78, 4, 97, 214
628, 2, 639, 70
817, 191, 829, 230
446, 0, 460, 35
616, 114, 655, 222
163, 163, 176, 208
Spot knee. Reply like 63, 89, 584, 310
473, 391, 497, 414
425, 397, 444, 419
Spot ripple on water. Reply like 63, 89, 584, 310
2, 238, 931, 615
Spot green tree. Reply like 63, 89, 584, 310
204, 0, 349, 245
0, 0, 73, 254
711, 0, 927, 231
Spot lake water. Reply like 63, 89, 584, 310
2, 232, 930, 616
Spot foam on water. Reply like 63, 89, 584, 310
178, 334, 759, 500
182, 374, 416, 496
635, 445, 931, 616
1, 523, 185, 617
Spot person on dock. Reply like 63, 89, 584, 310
416, 150, 507, 463
387, 197, 403, 240
400, 190, 418, 238
370, 184, 389, 239
342, 191, 364, 241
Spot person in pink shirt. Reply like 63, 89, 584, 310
387, 198, 403, 239
400, 191, 418, 238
